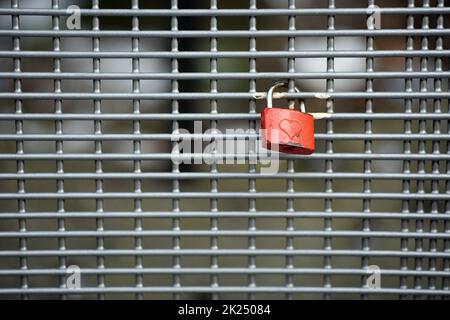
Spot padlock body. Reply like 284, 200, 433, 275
261, 107, 315, 155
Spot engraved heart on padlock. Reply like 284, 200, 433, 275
279, 118, 304, 142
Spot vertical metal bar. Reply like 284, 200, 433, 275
361, 0, 374, 300
429, 0, 443, 297
286, 0, 296, 300
445, 50, 450, 298
247, 0, 257, 301
171, 0, 181, 300
209, 0, 219, 300
414, 0, 430, 299
400, 0, 415, 300
131, 0, 144, 300
92, 0, 105, 300
52, 0, 66, 300
11, 0, 27, 300
323, 0, 335, 300
445, 1, 450, 296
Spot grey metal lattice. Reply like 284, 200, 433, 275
0, 0, 449, 299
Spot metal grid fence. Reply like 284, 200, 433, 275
0, 0, 449, 299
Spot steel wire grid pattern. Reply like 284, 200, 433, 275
0, 0, 449, 299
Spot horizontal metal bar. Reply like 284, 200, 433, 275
0, 172, 448, 181
0, 92, 448, 100
0, 211, 448, 220
1, 50, 449, 59
0, 286, 447, 295
0, 267, 447, 277
2, 71, 449, 80
0, 249, 448, 258
0, 192, 448, 200
0, 8, 448, 17
0, 113, 257, 121
0, 133, 448, 141
0, 230, 448, 239
1, 113, 450, 121
0, 153, 449, 160
0, 29, 448, 38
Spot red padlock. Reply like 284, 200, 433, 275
261, 82, 315, 155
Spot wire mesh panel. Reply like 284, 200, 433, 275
0, 0, 449, 299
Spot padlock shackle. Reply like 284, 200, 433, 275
267, 81, 306, 113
